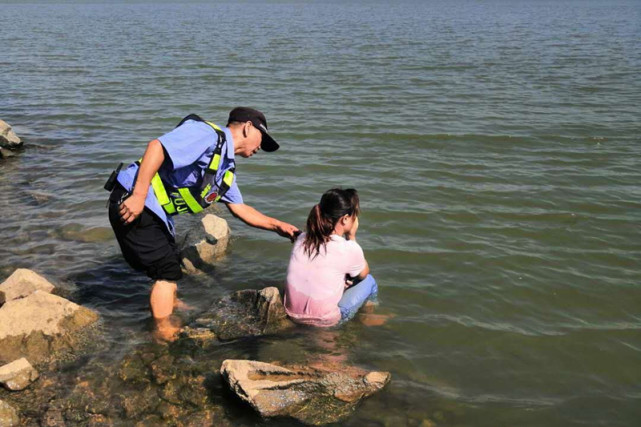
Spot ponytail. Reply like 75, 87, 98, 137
303, 188, 360, 258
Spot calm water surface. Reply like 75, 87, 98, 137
1, 0, 640, 425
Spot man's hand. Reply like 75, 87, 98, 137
275, 221, 301, 242
119, 139, 164, 225
226, 203, 301, 242
120, 193, 146, 224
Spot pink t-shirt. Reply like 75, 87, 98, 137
284, 233, 366, 327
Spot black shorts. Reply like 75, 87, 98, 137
108, 184, 183, 282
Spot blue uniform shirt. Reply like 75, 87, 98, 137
116, 120, 243, 235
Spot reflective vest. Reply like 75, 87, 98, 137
139, 115, 236, 216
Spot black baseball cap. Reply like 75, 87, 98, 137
227, 107, 280, 152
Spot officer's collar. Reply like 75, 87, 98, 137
222, 127, 235, 161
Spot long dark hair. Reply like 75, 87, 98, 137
303, 188, 360, 258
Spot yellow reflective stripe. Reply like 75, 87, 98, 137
223, 170, 234, 186
204, 121, 222, 131
200, 184, 212, 199
164, 203, 176, 215
210, 153, 221, 172
150, 173, 170, 206
213, 171, 235, 203
177, 188, 203, 214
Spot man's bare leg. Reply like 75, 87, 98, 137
150, 280, 180, 341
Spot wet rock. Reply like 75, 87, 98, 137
0, 399, 19, 426
178, 327, 218, 348
0, 148, 17, 159
0, 268, 55, 305
41, 409, 65, 427
136, 415, 164, 427
0, 358, 39, 391
221, 359, 391, 425
157, 401, 184, 421
149, 354, 176, 385
0, 291, 99, 364
57, 224, 113, 243
180, 214, 230, 273
119, 385, 160, 419
0, 120, 22, 149
86, 414, 113, 426
118, 353, 151, 385
421, 419, 437, 427
27, 190, 52, 205
184, 287, 295, 342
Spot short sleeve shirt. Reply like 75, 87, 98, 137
116, 120, 242, 235
284, 233, 366, 327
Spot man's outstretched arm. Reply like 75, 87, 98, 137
225, 203, 300, 242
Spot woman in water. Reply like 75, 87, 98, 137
284, 188, 378, 327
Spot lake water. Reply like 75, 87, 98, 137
1, 0, 640, 425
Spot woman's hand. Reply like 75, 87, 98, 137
346, 216, 359, 241
119, 193, 145, 224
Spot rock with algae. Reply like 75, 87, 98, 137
0, 399, 19, 426
0, 268, 54, 305
0, 358, 39, 391
182, 287, 295, 342
221, 359, 391, 425
0, 290, 99, 365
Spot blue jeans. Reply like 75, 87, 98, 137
338, 274, 378, 322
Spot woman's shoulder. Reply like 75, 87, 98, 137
327, 235, 363, 253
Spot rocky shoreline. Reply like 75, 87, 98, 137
0, 214, 391, 426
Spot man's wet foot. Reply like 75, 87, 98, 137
153, 316, 181, 342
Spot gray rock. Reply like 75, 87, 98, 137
0, 291, 99, 365
183, 287, 294, 342
0, 358, 39, 391
0, 269, 55, 305
221, 359, 391, 425
181, 214, 231, 273
0, 120, 21, 149
0, 148, 17, 159
0, 399, 19, 427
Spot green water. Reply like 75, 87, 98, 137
1, 0, 640, 425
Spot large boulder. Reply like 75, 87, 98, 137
182, 287, 295, 342
0, 358, 39, 391
0, 400, 19, 427
0, 291, 99, 365
0, 269, 55, 305
221, 359, 391, 425
180, 214, 230, 273
0, 120, 22, 149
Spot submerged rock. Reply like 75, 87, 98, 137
181, 214, 230, 273
0, 399, 19, 426
221, 359, 391, 425
0, 358, 39, 391
0, 120, 22, 149
183, 287, 295, 342
0, 291, 99, 365
0, 269, 55, 305
0, 148, 17, 159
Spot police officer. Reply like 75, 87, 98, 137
108, 107, 300, 340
